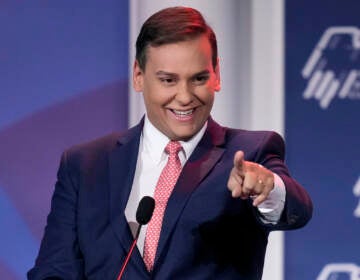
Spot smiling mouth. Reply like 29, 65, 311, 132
172, 109, 194, 115
170, 109, 195, 120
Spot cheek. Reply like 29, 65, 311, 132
142, 89, 170, 116
196, 88, 215, 105
142, 82, 160, 105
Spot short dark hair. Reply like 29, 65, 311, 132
135, 6, 218, 71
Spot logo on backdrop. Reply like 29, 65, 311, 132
317, 179, 360, 279
317, 263, 360, 280
302, 26, 360, 109
354, 176, 360, 218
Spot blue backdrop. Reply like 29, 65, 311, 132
0, 1, 129, 279
285, 0, 360, 279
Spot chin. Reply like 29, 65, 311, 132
171, 130, 198, 141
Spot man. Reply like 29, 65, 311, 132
28, 6, 312, 280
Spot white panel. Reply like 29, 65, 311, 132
252, 1, 284, 280
250, 0, 284, 134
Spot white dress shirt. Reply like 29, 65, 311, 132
124, 116, 286, 255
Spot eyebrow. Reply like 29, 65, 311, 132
155, 70, 210, 78
155, 71, 177, 77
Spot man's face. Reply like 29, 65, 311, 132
133, 35, 221, 141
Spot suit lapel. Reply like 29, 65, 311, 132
154, 118, 227, 269
108, 119, 145, 269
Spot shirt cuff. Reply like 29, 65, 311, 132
257, 173, 286, 224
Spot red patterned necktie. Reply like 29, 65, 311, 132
143, 141, 182, 272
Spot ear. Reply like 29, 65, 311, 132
133, 60, 144, 92
214, 57, 221, 92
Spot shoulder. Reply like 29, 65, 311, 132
221, 127, 286, 161
55, 133, 120, 174
226, 127, 284, 148
60, 121, 141, 168
64, 119, 143, 159
207, 118, 285, 154
61, 132, 121, 162
66, 132, 123, 156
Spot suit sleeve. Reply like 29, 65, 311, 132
253, 131, 313, 231
27, 151, 85, 280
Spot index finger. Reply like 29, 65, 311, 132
233, 150, 245, 175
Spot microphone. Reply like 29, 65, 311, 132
116, 196, 155, 280
136, 196, 156, 225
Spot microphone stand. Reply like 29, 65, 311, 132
116, 225, 142, 280
116, 196, 154, 280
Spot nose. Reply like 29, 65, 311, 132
175, 82, 194, 105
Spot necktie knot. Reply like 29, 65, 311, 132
165, 141, 182, 156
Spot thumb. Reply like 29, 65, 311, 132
234, 151, 245, 175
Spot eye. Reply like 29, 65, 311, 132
192, 74, 209, 85
159, 76, 177, 86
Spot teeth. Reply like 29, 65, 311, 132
173, 109, 194, 116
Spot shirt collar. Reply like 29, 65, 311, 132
142, 115, 207, 164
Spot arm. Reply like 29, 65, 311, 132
27, 151, 84, 280
227, 131, 313, 230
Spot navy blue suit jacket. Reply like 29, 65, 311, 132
28, 118, 312, 280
